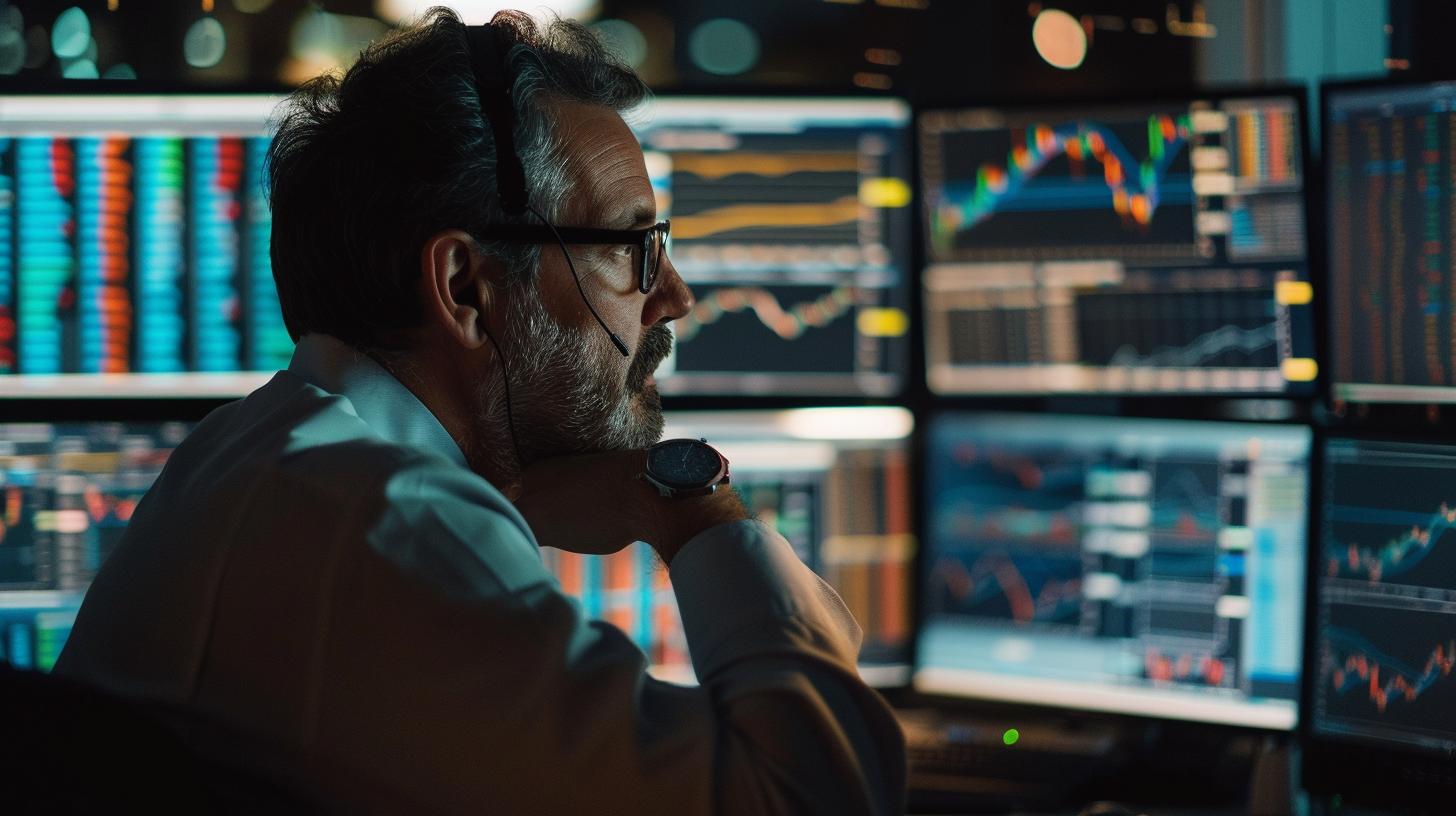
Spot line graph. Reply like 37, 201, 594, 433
1108, 323, 1278, 368
1327, 627, 1455, 714
671, 152, 861, 180
1326, 501, 1456, 585
670, 196, 861, 241
1075, 286, 1281, 371
931, 552, 1083, 625
931, 114, 1194, 254
675, 285, 865, 342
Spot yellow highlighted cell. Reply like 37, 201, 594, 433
859, 177, 912, 208
1275, 280, 1313, 306
1281, 357, 1318, 382
857, 307, 909, 337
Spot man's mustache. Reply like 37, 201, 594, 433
627, 325, 673, 392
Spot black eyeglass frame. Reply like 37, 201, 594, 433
476, 220, 670, 295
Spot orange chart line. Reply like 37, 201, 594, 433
678, 286, 861, 341
671, 195, 861, 240
671, 152, 861, 180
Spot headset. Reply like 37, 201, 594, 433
462, 22, 631, 358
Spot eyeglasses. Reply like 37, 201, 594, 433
477, 220, 670, 295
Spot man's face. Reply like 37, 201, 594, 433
480, 100, 693, 466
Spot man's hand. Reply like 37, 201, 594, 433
514, 449, 750, 565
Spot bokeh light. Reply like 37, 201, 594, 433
61, 58, 97, 79
688, 18, 759, 76
51, 7, 90, 59
1031, 8, 1087, 70
184, 17, 227, 69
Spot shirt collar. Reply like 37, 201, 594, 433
287, 334, 469, 469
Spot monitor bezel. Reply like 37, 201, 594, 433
911, 84, 1319, 400
1299, 425, 1456, 809
909, 408, 1313, 734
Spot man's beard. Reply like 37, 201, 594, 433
470, 285, 672, 478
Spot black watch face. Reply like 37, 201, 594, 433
647, 439, 722, 489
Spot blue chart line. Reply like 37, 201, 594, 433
1327, 626, 1455, 713
935, 114, 1194, 244
1108, 323, 1278, 368
1326, 501, 1456, 583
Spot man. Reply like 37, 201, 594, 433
55, 8, 905, 814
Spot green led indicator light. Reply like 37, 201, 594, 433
1002, 728, 1020, 746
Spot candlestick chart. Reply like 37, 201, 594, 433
925, 111, 1196, 258
1314, 439, 1456, 751
1321, 605, 1456, 739
1322, 444, 1456, 591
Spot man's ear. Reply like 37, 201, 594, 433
419, 229, 502, 350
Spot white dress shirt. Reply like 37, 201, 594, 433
55, 333, 906, 814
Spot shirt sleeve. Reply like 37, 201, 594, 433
305, 458, 906, 816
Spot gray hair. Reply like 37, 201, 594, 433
266, 7, 649, 348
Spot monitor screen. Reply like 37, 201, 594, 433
1326, 81, 1456, 404
0, 95, 285, 382
919, 94, 1316, 395
915, 413, 1310, 729
1312, 438, 1456, 753
630, 97, 914, 397
0, 422, 187, 671
540, 407, 916, 686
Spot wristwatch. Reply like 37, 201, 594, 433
642, 438, 731, 498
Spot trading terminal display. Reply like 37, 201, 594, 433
632, 98, 914, 397
919, 95, 1316, 394
0, 422, 186, 672
539, 408, 917, 685
1326, 81, 1456, 404
915, 414, 1309, 728
1313, 439, 1456, 753
0, 95, 287, 379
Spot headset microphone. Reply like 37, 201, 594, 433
465, 22, 630, 359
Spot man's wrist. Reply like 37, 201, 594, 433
651, 488, 750, 566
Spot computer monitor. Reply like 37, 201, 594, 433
0, 94, 285, 384
0, 421, 187, 671
0, 94, 914, 399
1325, 80, 1456, 404
540, 407, 916, 686
915, 413, 1310, 729
1305, 437, 1456, 806
919, 92, 1316, 395
630, 97, 914, 397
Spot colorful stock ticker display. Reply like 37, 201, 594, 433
0, 422, 188, 672
919, 95, 1316, 395
1314, 439, 1456, 752
0, 97, 287, 380
1327, 81, 1456, 404
915, 414, 1310, 729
